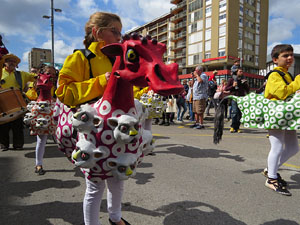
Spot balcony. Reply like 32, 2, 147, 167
158, 27, 168, 34
171, 10, 186, 23
171, 1, 186, 14
158, 20, 168, 27
170, 31, 186, 41
171, 20, 186, 32
171, 0, 181, 4
148, 24, 157, 31
158, 35, 168, 42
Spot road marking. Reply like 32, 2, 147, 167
283, 163, 300, 169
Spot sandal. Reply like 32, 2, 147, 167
35, 166, 46, 175
265, 178, 291, 196
262, 168, 288, 187
109, 218, 131, 225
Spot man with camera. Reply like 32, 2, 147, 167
190, 65, 208, 129
225, 67, 249, 133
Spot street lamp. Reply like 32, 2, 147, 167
43, 0, 62, 66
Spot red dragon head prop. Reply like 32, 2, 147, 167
101, 33, 183, 96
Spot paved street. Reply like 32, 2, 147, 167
1, 116, 300, 225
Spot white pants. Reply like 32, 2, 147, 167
267, 130, 299, 179
83, 177, 124, 225
35, 135, 47, 166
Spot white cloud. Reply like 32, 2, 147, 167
41, 38, 81, 64
75, 0, 100, 17
268, 18, 295, 43
112, 0, 172, 31
269, 0, 300, 23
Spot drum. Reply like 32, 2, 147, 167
0, 88, 27, 124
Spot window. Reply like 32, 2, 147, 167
193, 54, 200, 64
240, 5, 243, 15
245, 20, 255, 29
188, 31, 203, 44
219, 12, 226, 23
219, 37, 226, 49
205, 53, 211, 59
255, 45, 259, 54
188, 54, 202, 65
244, 31, 254, 40
205, 0, 212, 5
257, 2, 260, 12
206, 6, 212, 17
190, 23, 198, 33
218, 50, 226, 57
219, 24, 226, 36
256, 25, 260, 34
205, 29, 211, 40
255, 56, 259, 66
244, 42, 254, 51
246, 9, 254, 17
256, 13, 260, 22
245, 0, 255, 6
197, 20, 203, 31
239, 28, 243, 39
194, 10, 203, 21
189, 0, 203, 12
189, 10, 203, 23
188, 42, 202, 54
205, 40, 211, 51
239, 16, 243, 27
206, 17, 211, 28
219, 0, 227, 12
256, 34, 260, 44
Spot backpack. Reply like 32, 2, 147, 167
208, 80, 217, 96
73, 49, 115, 79
265, 69, 293, 85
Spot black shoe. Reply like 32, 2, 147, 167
109, 218, 131, 225
265, 178, 291, 196
190, 123, 198, 128
13, 146, 24, 150
159, 121, 165, 126
2, 147, 9, 151
262, 168, 288, 187
164, 122, 170, 126
35, 166, 46, 175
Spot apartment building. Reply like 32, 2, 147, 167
127, 0, 268, 89
126, 13, 172, 63
172, 0, 268, 73
28, 48, 51, 71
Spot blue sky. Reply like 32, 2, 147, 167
1, 0, 300, 72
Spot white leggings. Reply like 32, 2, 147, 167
35, 135, 47, 166
83, 177, 124, 225
267, 130, 299, 179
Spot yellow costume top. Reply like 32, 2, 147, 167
264, 66, 300, 100
56, 41, 110, 107
1, 68, 36, 90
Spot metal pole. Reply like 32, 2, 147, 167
51, 0, 54, 66
240, 39, 243, 68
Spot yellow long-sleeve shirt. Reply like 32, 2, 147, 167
1, 68, 36, 90
264, 66, 300, 100
56, 41, 110, 107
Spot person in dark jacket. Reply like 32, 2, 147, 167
225, 67, 249, 133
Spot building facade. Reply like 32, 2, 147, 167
28, 48, 51, 71
127, 0, 268, 89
